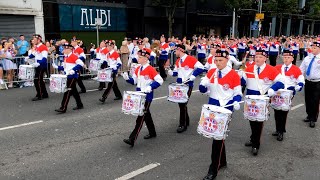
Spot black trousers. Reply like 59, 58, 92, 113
299, 48, 305, 60
102, 73, 122, 99
305, 80, 320, 122
208, 140, 226, 176
274, 110, 289, 133
99, 64, 108, 89
77, 69, 86, 92
178, 87, 193, 127
158, 59, 167, 79
129, 101, 156, 142
34, 67, 48, 98
249, 121, 264, 149
198, 57, 205, 65
60, 78, 83, 111
237, 52, 245, 61
293, 54, 298, 65
269, 55, 277, 66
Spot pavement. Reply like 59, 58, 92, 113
0, 60, 319, 180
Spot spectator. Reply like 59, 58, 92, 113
143, 37, 151, 48
0, 41, 17, 88
17, 35, 29, 56
120, 40, 129, 72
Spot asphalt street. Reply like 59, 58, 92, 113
0, 60, 319, 180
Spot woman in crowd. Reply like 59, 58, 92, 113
120, 40, 129, 72
0, 41, 17, 88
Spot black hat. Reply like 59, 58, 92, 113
106, 40, 115, 46
62, 42, 72, 47
33, 34, 42, 40
312, 41, 320, 47
133, 37, 139, 41
215, 49, 229, 58
137, 49, 150, 57
282, 49, 294, 56
255, 49, 267, 57
127, 38, 132, 41
137, 40, 143, 45
175, 44, 186, 52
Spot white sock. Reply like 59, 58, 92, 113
0, 79, 3, 84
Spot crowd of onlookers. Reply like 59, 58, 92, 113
0, 33, 318, 90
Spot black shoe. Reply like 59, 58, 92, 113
177, 126, 187, 133
114, 96, 122, 100
272, 131, 279, 136
99, 97, 106, 103
203, 173, 216, 180
42, 95, 49, 99
245, 141, 252, 147
277, 133, 283, 141
79, 90, 86, 94
144, 134, 157, 139
303, 117, 310, 122
252, 148, 258, 156
310, 121, 315, 128
219, 163, 227, 170
123, 139, 134, 147
32, 97, 42, 101
72, 106, 83, 110
55, 108, 66, 113
98, 87, 104, 91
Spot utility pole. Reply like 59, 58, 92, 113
95, 18, 101, 47
258, 0, 262, 36
232, 8, 236, 38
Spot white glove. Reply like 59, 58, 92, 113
143, 86, 152, 93
200, 77, 210, 86
168, 69, 173, 76
122, 72, 129, 80
233, 101, 240, 111
295, 85, 302, 92
237, 70, 244, 77
188, 75, 196, 81
32, 63, 40, 68
69, 70, 75, 75
24, 57, 29, 61
52, 63, 58, 69
268, 89, 275, 97
99, 59, 105, 64
112, 66, 118, 70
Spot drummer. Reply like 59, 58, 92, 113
199, 49, 242, 180
273, 49, 304, 141
241, 49, 285, 155
167, 44, 204, 133
99, 40, 123, 103
121, 49, 163, 147
204, 43, 218, 71
95, 40, 109, 91
54, 43, 84, 113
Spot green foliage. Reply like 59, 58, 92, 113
263, 0, 298, 14
225, 0, 255, 10
306, 0, 320, 19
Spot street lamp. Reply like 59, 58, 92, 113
269, 22, 272, 37
94, 18, 102, 46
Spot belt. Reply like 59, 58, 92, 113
306, 79, 320, 82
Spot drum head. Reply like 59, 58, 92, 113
245, 95, 270, 101
202, 104, 232, 114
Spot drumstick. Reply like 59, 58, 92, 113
235, 70, 255, 75
223, 101, 244, 108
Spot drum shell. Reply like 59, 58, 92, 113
121, 91, 147, 116
270, 90, 293, 111
243, 95, 270, 121
49, 74, 67, 93
19, 65, 35, 80
167, 83, 189, 103
97, 68, 113, 82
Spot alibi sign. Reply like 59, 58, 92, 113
59, 5, 127, 31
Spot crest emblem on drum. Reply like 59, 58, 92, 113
272, 92, 284, 105
203, 113, 218, 133
99, 73, 107, 80
247, 100, 260, 117
222, 84, 230, 91
184, 65, 189, 70
123, 96, 134, 110
173, 87, 183, 99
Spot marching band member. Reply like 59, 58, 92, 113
122, 49, 163, 147
95, 40, 109, 91
25, 34, 49, 101
143, 47, 156, 65
128, 38, 139, 73
241, 49, 285, 155
245, 52, 256, 69
199, 49, 242, 180
168, 44, 204, 133
99, 40, 123, 103
300, 41, 320, 128
54, 43, 84, 113
273, 49, 304, 141
71, 39, 87, 93
158, 35, 170, 80
204, 44, 217, 71
237, 40, 246, 62
197, 38, 207, 64
228, 39, 237, 58
269, 39, 280, 66
290, 41, 299, 65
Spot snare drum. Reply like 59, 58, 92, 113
167, 83, 189, 103
129, 63, 139, 76
197, 104, 232, 140
244, 95, 270, 121
89, 59, 100, 72
97, 68, 113, 82
18, 65, 35, 80
270, 89, 293, 111
122, 91, 146, 116
49, 74, 67, 93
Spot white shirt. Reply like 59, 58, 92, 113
300, 53, 320, 81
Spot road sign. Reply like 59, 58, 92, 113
255, 13, 264, 20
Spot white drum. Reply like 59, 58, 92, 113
122, 91, 146, 116
97, 68, 113, 82
167, 83, 189, 103
270, 89, 293, 111
49, 74, 67, 93
244, 95, 270, 121
197, 104, 232, 140
18, 65, 35, 80
89, 59, 100, 72
129, 63, 139, 76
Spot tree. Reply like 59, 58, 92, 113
152, 0, 185, 37
263, 0, 298, 36
225, 0, 255, 11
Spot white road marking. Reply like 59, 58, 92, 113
0, 120, 43, 131
291, 103, 304, 110
115, 163, 160, 180
153, 90, 199, 101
